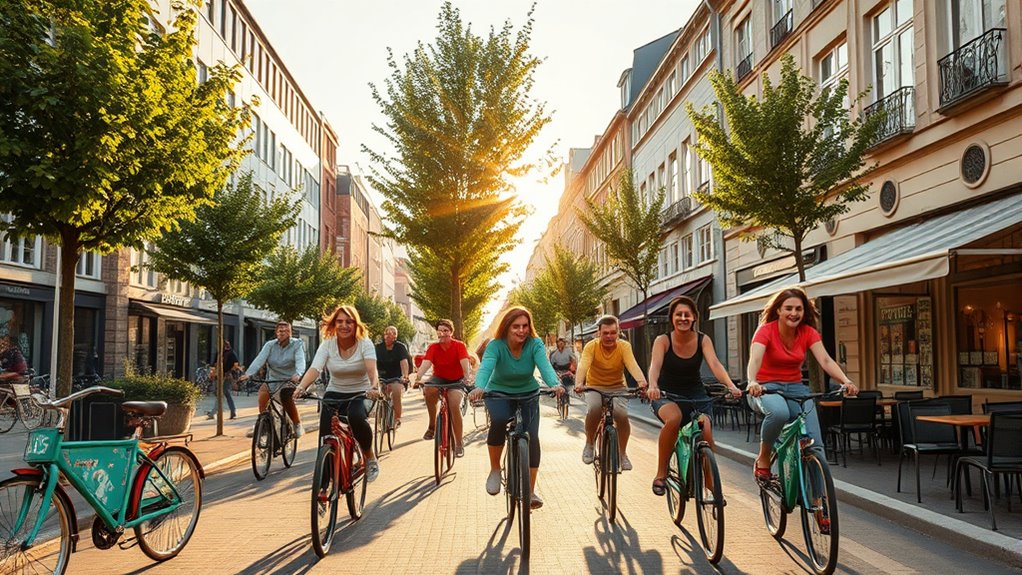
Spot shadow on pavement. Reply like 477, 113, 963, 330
328, 474, 439, 549
582, 509, 663, 574
454, 515, 523, 575
236, 534, 318, 575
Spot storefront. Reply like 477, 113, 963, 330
128, 300, 217, 379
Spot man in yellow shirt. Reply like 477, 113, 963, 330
574, 315, 648, 471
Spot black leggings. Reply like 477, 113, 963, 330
318, 391, 372, 454
485, 393, 542, 467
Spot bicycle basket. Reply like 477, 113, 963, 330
23, 428, 61, 464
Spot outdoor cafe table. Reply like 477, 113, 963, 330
914, 413, 990, 451
818, 398, 900, 408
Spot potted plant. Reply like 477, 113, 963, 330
107, 371, 202, 436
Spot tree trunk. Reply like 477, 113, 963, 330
215, 302, 225, 437
794, 234, 807, 282
450, 268, 463, 339
56, 236, 81, 398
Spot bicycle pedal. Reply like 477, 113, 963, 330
118, 537, 138, 550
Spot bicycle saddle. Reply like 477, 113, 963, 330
121, 401, 168, 417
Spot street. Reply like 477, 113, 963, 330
63, 395, 1018, 575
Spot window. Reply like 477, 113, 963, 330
659, 247, 669, 278
680, 55, 690, 84
736, 16, 753, 63
196, 60, 207, 84
681, 234, 694, 269
657, 163, 666, 192
668, 152, 678, 203
877, 295, 935, 387
694, 28, 710, 62
666, 72, 676, 97
873, 1, 914, 100
954, 281, 1020, 389
0, 215, 42, 268
130, 245, 157, 288
773, 0, 792, 22
697, 225, 713, 263
205, 0, 214, 22
647, 173, 656, 204
948, 0, 1006, 49
76, 252, 101, 279
670, 242, 679, 274
680, 139, 691, 198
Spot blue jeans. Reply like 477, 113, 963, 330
747, 383, 824, 455
485, 392, 542, 467
220, 377, 237, 417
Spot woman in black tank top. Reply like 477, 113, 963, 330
645, 296, 741, 496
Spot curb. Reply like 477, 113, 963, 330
627, 408, 1022, 567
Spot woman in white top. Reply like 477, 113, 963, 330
298, 304, 381, 482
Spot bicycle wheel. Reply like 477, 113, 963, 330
311, 444, 339, 557
135, 448, 202, 561
594, 427, 604, 499
0, 477, 73, 574
18, 396, 44, 430
251, 414, 273, 480
445, 416, 456, 468
385, 404, 396, 451
694, 445, 725, 564
515, 437, 531, 559
346, 446, 367, 520
281, 419, 298, 468
374, 401, 386, 455
504, 439, 515, 523
759, 475, 787, 539
0, 396, 17, 433
604, 426, 619, 523
666, 448, 686, 525
799, 451, 839, 575
433, 411, 446, 485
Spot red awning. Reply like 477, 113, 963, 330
618, 276, 712, 330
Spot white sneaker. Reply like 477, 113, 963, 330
366, 459, 380, 483
294, 422, 304, 438
620, 454, 633, 471
485, 470, 501, 495
582, 444, 595, 464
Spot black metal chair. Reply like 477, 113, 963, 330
954, 411, 1022, 530
983, 400, 1022, 414
894, 390, 924, 401
897, 402, 963, 503
828, 396, 880, 467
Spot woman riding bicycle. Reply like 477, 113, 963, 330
467, 306, 564, 509
746, 287, 858, 482
297, 304, 381, 483
646, 296, 741, 496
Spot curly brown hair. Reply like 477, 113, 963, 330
760, 287, 818, 328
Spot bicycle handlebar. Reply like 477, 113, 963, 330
578, 387, 640, 399
39, 385, 124, 409
303, 392, 370, 405
482, 388, 556, 400
759, 389, 843, 406
657, 391, 726, 405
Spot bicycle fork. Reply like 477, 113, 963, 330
14, 466, 69, 549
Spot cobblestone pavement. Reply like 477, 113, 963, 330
61, 394, 1021, 574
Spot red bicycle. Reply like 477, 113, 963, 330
421, 381, 468, 485
306, 392, 376, 557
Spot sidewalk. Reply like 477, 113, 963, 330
615, 396, 1022, 566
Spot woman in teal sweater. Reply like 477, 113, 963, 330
468, 306, 564, 509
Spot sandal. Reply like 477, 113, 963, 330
753, 464, 772, 481
422, 428, 435, 440
815, 511, 832, 535
651, 478, 667, 496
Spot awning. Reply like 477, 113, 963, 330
619, 276, 712, 330
130, 302, 218, 325
709, 192, 1022, 320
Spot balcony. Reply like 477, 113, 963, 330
661, 196, 693, 230
735, 52, 754, 82
770, 10, 793, 49
863, 86, 915, 149
937, 28, 1008, 112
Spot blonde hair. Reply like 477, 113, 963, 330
322, 305, 368, 340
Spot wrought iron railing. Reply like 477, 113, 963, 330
736, 52, 754, 82
863, 86, 915, 148
661, 196, 693, 229
770, 10, 793, 49
937, 28, 1008, 110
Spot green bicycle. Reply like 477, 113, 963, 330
0, 386, 203, 574
756, 389, 840, 575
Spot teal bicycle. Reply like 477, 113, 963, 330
756, 389, 840, 575
0, 386, 203, 574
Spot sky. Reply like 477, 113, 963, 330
244, 0, 700, 327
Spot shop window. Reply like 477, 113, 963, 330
1, 214, 42, 269
73, 307, 100, 376
876, 295, 935, 388
956, 280, 1021, 389
76, 252, 101, 279
0, 299, 41, 373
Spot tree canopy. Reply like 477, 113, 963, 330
354, 291, 417, 345
545, 244, 608, 341
0, 0, 249, 393
509, 270, 559, 340
247, 244, 362, 325
687, 53, 884, 280
365, 1, 553, 340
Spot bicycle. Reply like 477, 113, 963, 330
0, 385, 202, 573
580, 387, 640, 523
554, 371, 573, 420
374, 377, 404, 454
483, 388, 555, 561
421, 380, 468, 486
756, 389, 841, 575
658, 392, 726, 564
250, 379, 300, 481
305, 392, 375, 557
194, 365, 213, 396
0, 378, 47, 432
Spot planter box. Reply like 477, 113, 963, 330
147, 403, 195, 437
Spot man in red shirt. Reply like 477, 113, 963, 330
412, 319, 472, 457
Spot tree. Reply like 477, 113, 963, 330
247, 244, 362, 324
365, 1, 553, 339
687, 53, 884, 281
545, 244, 608, 343
353, 291, 416, 345
147, 173, 299, 435
578, 169, 666, 328
408, 246, 504, 342
0, 0, 249, 395
509, 270, 559, 340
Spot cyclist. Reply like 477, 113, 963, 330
375, 326, 411, 427
574, 315, 648, 471
467, 306, 564, 509
210, 339, 240, 420
646, 296, 741, 496
240, 321, 306, 438
412, 319, 472, 457
746, 287, 858, 487
548, 337, 576, 389
297, 305, 381, 482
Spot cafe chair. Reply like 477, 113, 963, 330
897, 402, 962, 503
827, 396, 881, 467
983, 400, 1022, 414
894, 390, 925, 401
954, 411, 1022, 531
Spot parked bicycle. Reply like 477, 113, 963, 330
581, 387, 640, 523
483, 388, 555, 561
0, 378, 46, 432
306, 391, 377, 557
373, 377, 403, 454
757, 389, 841, 575
250, 379, 300, 481
0, 385, 202, 574
421, 380, 469, 486
659, 392, 726, 564
194, 364, 213, 396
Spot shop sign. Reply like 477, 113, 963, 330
160, 293, 191, 307
2, 285, 31, 297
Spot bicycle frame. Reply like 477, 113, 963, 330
315, 393, 369, 492
764, 391, 834, 512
